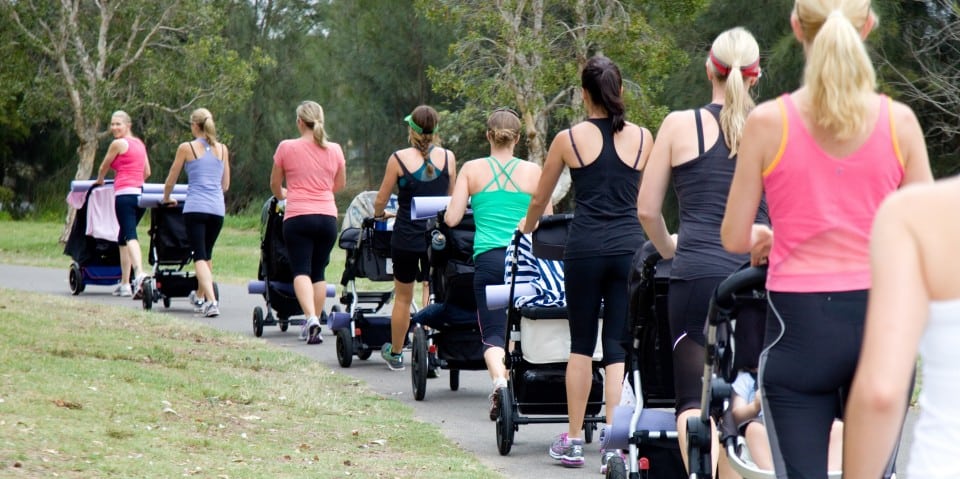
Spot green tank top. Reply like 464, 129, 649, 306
470, 157, 532, 257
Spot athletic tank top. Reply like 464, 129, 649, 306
183, 139, 225, 217
908, 299, 960, 478
565, 118, 645, 260
391, 148, 450, 253
471, 157, 531, 257
112, 136, 147, 192
762, 94, 904, 292
672, 104, 769, 280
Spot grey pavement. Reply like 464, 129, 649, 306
0, 263, 916, 478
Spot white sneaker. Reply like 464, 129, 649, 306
131, 274, 147, 299
299, 320, 309, 341
188, 291, 204, 308
305, 316, 323, 345
113, 284, 132, 297
202, 302, 220, 318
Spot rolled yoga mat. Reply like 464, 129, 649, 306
410, 196, 473, 220
601, 405, 678, 451
247, 280, 336, 298
484, 283, 537, 310
69, 180, 112, 193
138, 193, 187, 208
142, 183, 188, 195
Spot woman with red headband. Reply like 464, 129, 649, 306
721, 1, 932, 477
637, 26, 767, 477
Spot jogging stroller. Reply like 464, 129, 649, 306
602, 241, 685, 479
138, 201, 214, 310
64, 182, 123, 294
494, 217, 606, 456
409, 211, 486, 400
328, 191, 399, 368
249, 195, 312, 336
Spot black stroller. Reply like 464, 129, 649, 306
494, 217, 606, 456
64, 183, 123, 294
409, 211, 486, 400
250, 196, 310, 337
602, 241, 685, 479
139, 203, 215, 310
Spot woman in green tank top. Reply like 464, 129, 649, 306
445, 108, 549, 420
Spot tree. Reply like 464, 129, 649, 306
418, 0, 698, 203
1, 0, 259, 235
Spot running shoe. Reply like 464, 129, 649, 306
549, 432, 585, 468
488, 386, 506, 421
113, 284, 132, 297
380, 343, 404, 370
305, 316, 323, 345
202, 302, 220, 318
599, 449, 625, 475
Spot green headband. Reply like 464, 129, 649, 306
404, 114, 434, 135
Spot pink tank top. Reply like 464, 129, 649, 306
761, 94, 904, 292
112, 136, 147, 192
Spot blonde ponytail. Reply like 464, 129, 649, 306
798, 1, 876, 138
190, 108, 218, 148
296, 101, 329, 147
709, 27, 760, 157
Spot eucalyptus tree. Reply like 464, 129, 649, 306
1, 0, 258, 234
418, 0, 701, 203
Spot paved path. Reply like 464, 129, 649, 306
0, 263, 917, 478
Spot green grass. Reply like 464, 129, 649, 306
0, 289, 498, 478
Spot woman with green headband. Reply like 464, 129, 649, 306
374, 104, 457, 371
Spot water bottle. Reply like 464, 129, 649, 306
431, 230, 446, 250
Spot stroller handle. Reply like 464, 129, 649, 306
712, 265, 767, 310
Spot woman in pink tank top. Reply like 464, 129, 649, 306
720, 1, 932, 478
94, 110, 151, 298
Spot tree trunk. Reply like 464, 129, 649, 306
60, 134, 100, 243
525, 110, 571, 206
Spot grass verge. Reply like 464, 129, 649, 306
0, 289, 498, 478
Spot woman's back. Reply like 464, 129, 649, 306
183, 139, 225, 216
565, 118, 645, 259
466, 156, 537, 256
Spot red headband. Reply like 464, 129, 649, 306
709, 50, 761, 78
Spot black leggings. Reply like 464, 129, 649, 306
563, 254, 632, 366
760, 290, 866, 479
668, 277, 725, 414
474, 248, 506, 351
184, 212, 223, 261
282, 214, 338, 282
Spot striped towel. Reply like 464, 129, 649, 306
504, 232, 566, 308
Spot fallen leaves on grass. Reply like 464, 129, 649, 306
53, 399, 82, 409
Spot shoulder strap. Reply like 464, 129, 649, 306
694, 109, 705, 156
188, 141, 200, 160
633, 130, 645, 169
501, 158, 523, 191
394, 151, 412, 175
568, 128, 584, 167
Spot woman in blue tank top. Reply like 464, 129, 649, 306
161, 108, 230, 318
520, 56, 652, 471
636, 28, 768, 477
373, 105, 457, 370
445, 108, 545, 422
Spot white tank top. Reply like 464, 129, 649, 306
907, 298, 960, 478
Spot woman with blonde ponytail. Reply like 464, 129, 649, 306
270, 101, 346, 345
721, 1, 933, 477
373, 105, 457, 370
637, 26, 767, 478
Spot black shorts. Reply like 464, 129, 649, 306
184, 212, 223, 261
391, 247, 428, 284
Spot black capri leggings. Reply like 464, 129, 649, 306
282, 214, 338, 283
760, 290, 866, 479
184, 212, 224, 261
668, 277, 726, 414
563, 254, 632, 366
474, 248, 506, 351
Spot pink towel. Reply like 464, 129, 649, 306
85, 186, 120, 241
65, 191, 85, 209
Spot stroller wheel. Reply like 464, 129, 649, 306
356, 348, 372, 360
252, 306, 264, 337
411, 326, 428, 401
279, 319, 289, 332
335, 328, 353, 367
449, 369, 460, 391
604, 454, 627, 479
68, 263, 84, 295
162, 295, 171, 309
495, 385, 515, 456
212, 282, 220, 301
584, 422, 594, 444
141, 279, 154, 310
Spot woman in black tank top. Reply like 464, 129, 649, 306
373, 105, 457, 371
520, 56, 652, 470
637, 28, 766, 477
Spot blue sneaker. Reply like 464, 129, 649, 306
380, 343, 404, 371
549, 432, 585, 468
